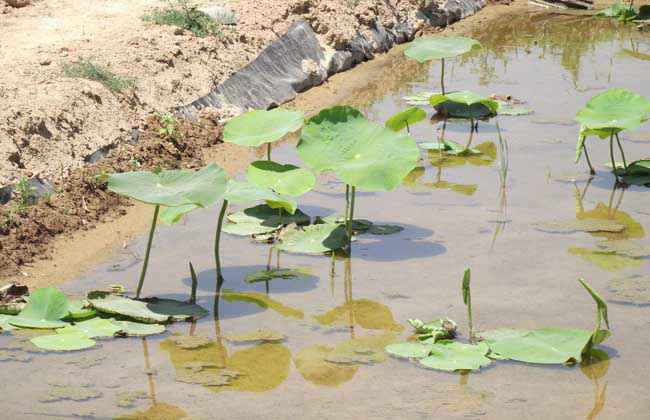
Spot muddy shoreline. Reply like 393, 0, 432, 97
1, 1, 528, 285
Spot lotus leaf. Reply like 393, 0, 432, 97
533, 219, 626, 234
275, 223, 348, 254
576, 88, 650, 133
385, 342, 433, 359
222, 221, 279, 236
316, 215, 373, 233
298, 106, 420, 191
65, 300, 97, 321
30, 331, 96, 351
10, 287, 70, 329
608, 275, 650, 305
479, 328, 593, 364
246, 161, 315, 196
107, 163, 227, 207
224, 180, 297, 214
223, 108, 305, 147
385, 107, 427, 132
58, 318, 121, 338
429, 91, 499, 119
141, 297, 208, 321
224, 329, 285, 343
159, 204, 199, 225
112, 320, 166, 336
88, 295, 169, 324
408, 318, 457, 342
404, 36, 481, 62
419, 341, 491, 372
244, 268, 311, 283
614, 159, 650, 186
227, 204, 309, 227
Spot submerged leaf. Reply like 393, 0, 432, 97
224, 329, 285, 343
275, 223, 348, 254
223, 108, 305, 147
419, 341, 491, 372
368, 224, 404, 235
405, 36, 481, 62
244, 268, 311, 283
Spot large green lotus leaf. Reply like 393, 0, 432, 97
107, 163, 228, 207
58, 318, 120, 338
247, 161, 316, 197
404, 36, 482, 62
141, 298, 208, 321
111, 320, 166, 336
576, 88, 650, 132
385, 107, 427, 131
429, 91, 499, 118
479, 328, 593, 364
385, 342, 432, 359
275, 223, 348, 254
88, 295, 169, 324
65, 300, 97, 321
419, 341, 491, 372
224, 180, 297, 214
30, 331, 96, 351
10, 287, 70, 329
298, 106, 420, 191
223, 108, 305, 147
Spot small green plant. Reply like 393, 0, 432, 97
461, 268, 473, 343
13, 177, 37, 215
155, 112, 183, 148
596, 1, 647, 22
144, 0, 221, 38
63, 58, 134, 93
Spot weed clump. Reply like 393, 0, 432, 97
62, 59, 134, 93
143, 0, 221, 38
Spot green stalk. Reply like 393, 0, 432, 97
465, 118, 476, 150
462, 268, 473, 343
614, 133, 627, 170
135, 205, 160, 299
583, 141, 596, 175
608, 133, 618, 182
188, 261, 198, 304
267, 143, 271, 161
440, 58, 446, 95
346, 186, 356, 250
405, 121, 410, 134
215, 199, 229, 283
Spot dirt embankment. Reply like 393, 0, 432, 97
0, 0, 508, 282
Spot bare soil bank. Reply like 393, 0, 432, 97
0, 0, 524, 284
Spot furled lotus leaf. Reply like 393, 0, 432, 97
385, 342, 432, 359
419, 340, 491, 371
108, 163, 227, 207
65, 300, 97, 321
244, 268, 311, 283
405, 36, 482, 62
246, 161, 315, 196
140, 298, 209, 321
533, 219, 626, 234
298, 106, 420, 191
30, 331, 96, 351
480, 328, 595, 364
274, 223, 348, 254
10, 287, 70, 329
58, 318, 120, 338
224, 180, 297, 214
111, 320, 166, 336
223, 108, 305, 147
576, 88, 650, 133
385, 107, 427, 131
88, 295, 169, 324
224, 329, 285, 343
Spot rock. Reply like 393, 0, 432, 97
39, 59, 52, 66
5, 0, 31, 8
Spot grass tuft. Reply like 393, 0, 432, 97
63, 59, 134, 93
143, 0, 221, 38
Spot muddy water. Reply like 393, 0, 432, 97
2, 13, 650, 419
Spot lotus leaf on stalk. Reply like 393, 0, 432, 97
385, 107, 427, 133
429, 91, 499, 120
246, 161, 315, 197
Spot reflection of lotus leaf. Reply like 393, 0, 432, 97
117, 402, 188, 420
170, 335, 213, 349
577, 202, 644, 240
221, 290, 304, 319
534, 219, 626, 234
581, 348, 610, 380
595, 240, 650, 258
314, 299, 404, 332
569, 247, 643, 271
224, 329, 285, 343
607, 275, 650, 305
429, 142, 496, 168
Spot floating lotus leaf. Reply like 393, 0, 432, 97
244, 268, 311, 283
246, 161, 316, 196
614, 159, 650, 186
10, 287, 70, 329
404, 36, 482, 62
107, 163, 227, 207
170, 335, 213, 349
429, 91, 499, 119
368, 224, 404, 235
221, 290, 304, 319
533, 219, 626, 234
595, 240, 650, 258
385, 342, 433, 359
58, 318, 120, 338
112, 320, 166, 336
314, 298, 404, 332
385, 107, 427, 131
65, 300, 97, 321
227, 204, 309, 227
479, 328, 593, 364
607, 275, 650, 305
223, 108, 305, 147
224, 180, 297, 214
275, 223, 348, 254
298, 106, 420, 191
140, 298, 208, 321
576, 88, 650, 134
30, 331, 96, 351
224, 329, 285, 343
88, 295, 169, 324
419, 341, 492, 372
222, 221, 279, 236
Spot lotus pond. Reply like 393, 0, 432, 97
2, 12, 650, 419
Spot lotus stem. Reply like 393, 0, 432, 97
267, 143, 271, 161
346, 186, 356, 250
462, 268, 473, 343
465, 118, 476, 150
136, 204, 160, 299
215, 199, 229, 284
440, 58, 446, 95
614, 133, 627, 170
608, 134, 619, 183
583, 140, 596, 175
189, 261, 198, 304
406, 121, 410, 134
